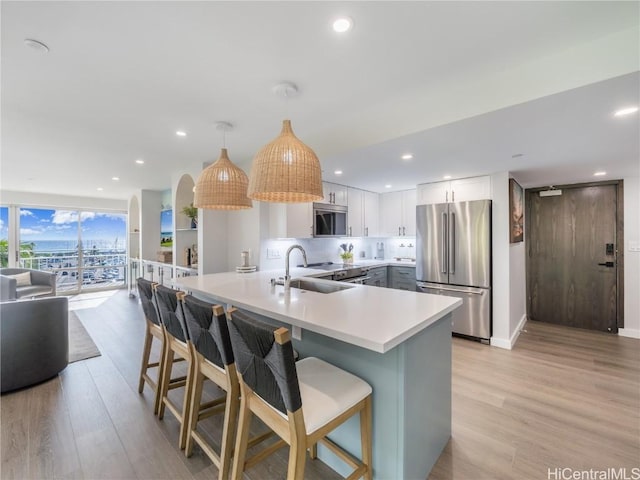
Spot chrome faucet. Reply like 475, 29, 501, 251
280, 244, 307, 291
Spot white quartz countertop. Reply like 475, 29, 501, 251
176, 268, 461, 353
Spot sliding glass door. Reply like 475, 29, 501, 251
18, 207, 126, 294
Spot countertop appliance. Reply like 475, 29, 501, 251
416, 200, 492, 342
313, 203, 347, 237
302, 261, 371, 284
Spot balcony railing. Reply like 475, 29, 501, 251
18, 249, 128, 293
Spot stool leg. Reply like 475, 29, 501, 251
287, 409, 307, 480
309, 443, 317, 460
218, 378, 239, 480
185, 362, 203, 457
152, 334, 166, 415
138, 323, 153, 393
231, 385, 252, 480
178, 352, 195, 450
361, 395, 373, 480
158, 347, 174, 419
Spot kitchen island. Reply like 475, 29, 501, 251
176, 268, 461, 479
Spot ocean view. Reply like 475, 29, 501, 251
27, 239, 126, 253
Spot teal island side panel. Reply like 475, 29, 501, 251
291, 313, 452, 480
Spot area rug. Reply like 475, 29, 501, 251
68, 310, 101, 363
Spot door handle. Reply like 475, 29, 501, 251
598, 262, 615, 268
449, 212, 455, 274
441, 212, 448, 274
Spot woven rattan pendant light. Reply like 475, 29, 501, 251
247, 83, 323, 203
193, 122, 252, 210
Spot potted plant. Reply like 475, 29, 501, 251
182, 203, 198, 229
339, 243, 354, 265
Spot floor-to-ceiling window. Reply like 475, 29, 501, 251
0, 207, 8, 267
17, 207, 127, 293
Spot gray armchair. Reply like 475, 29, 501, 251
1, 296, 69, 393
0, 268, 57, 301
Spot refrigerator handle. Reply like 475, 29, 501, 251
449, 212, 455, 274
441, 212, 448, 274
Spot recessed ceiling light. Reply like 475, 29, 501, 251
334, 170, 343, 175
97, 187, 104, 191
24, 38, 49, 53
176, 130, 187, 137
135, 159, 144, 165
385, 184, 392, 189
593, 171, 607, 176
332, 16, 353, 33
112, 176, 120, 181
401, 153, 413, 160
443, 175, 452, 180
614, 106, 638, 117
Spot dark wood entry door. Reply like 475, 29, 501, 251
527, 184, 618, 332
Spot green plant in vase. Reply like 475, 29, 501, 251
339, 243, 354, 264
182, 203, 198, 229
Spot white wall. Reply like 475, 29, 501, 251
227, 203, 263, 271
139, 190, 161, 261
490, 171, 512, 348
509, 242, 527, 337
1, 190, 126, 211
621, 176, 640, 338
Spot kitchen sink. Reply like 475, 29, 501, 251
289, 279, 354, 294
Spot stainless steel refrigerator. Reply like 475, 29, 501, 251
416, 200, 492, 341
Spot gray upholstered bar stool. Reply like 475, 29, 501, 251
180, 295, 239, 479
136, 277, 165, 414
226, 308, 373, 480
154, 284, 193, 450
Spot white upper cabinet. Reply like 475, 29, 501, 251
322, 182, 348, 205
417, 175, 491, 204
347, 187, 364, 237
269, 203, 313, 239
381, 189, 416, 236
402, 189, 417, 236
363, 190, 379, 237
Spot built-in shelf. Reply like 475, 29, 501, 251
176, 228, 197, 232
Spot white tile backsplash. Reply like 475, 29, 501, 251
260, 236, 415, 271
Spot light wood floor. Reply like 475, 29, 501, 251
1, 290, 638, 479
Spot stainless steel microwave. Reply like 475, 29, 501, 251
313, 203, 347, 237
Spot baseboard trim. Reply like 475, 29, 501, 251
490, 337, 512, 349
618, 328, 640, 339
491, 314, 528, 350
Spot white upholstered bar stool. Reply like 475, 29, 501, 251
226, 308, 373, 480
180, 295, 239, 479
154, 284, 193, 450
136, 277, 165, 414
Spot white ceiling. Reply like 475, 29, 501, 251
2, 1, 639, 200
